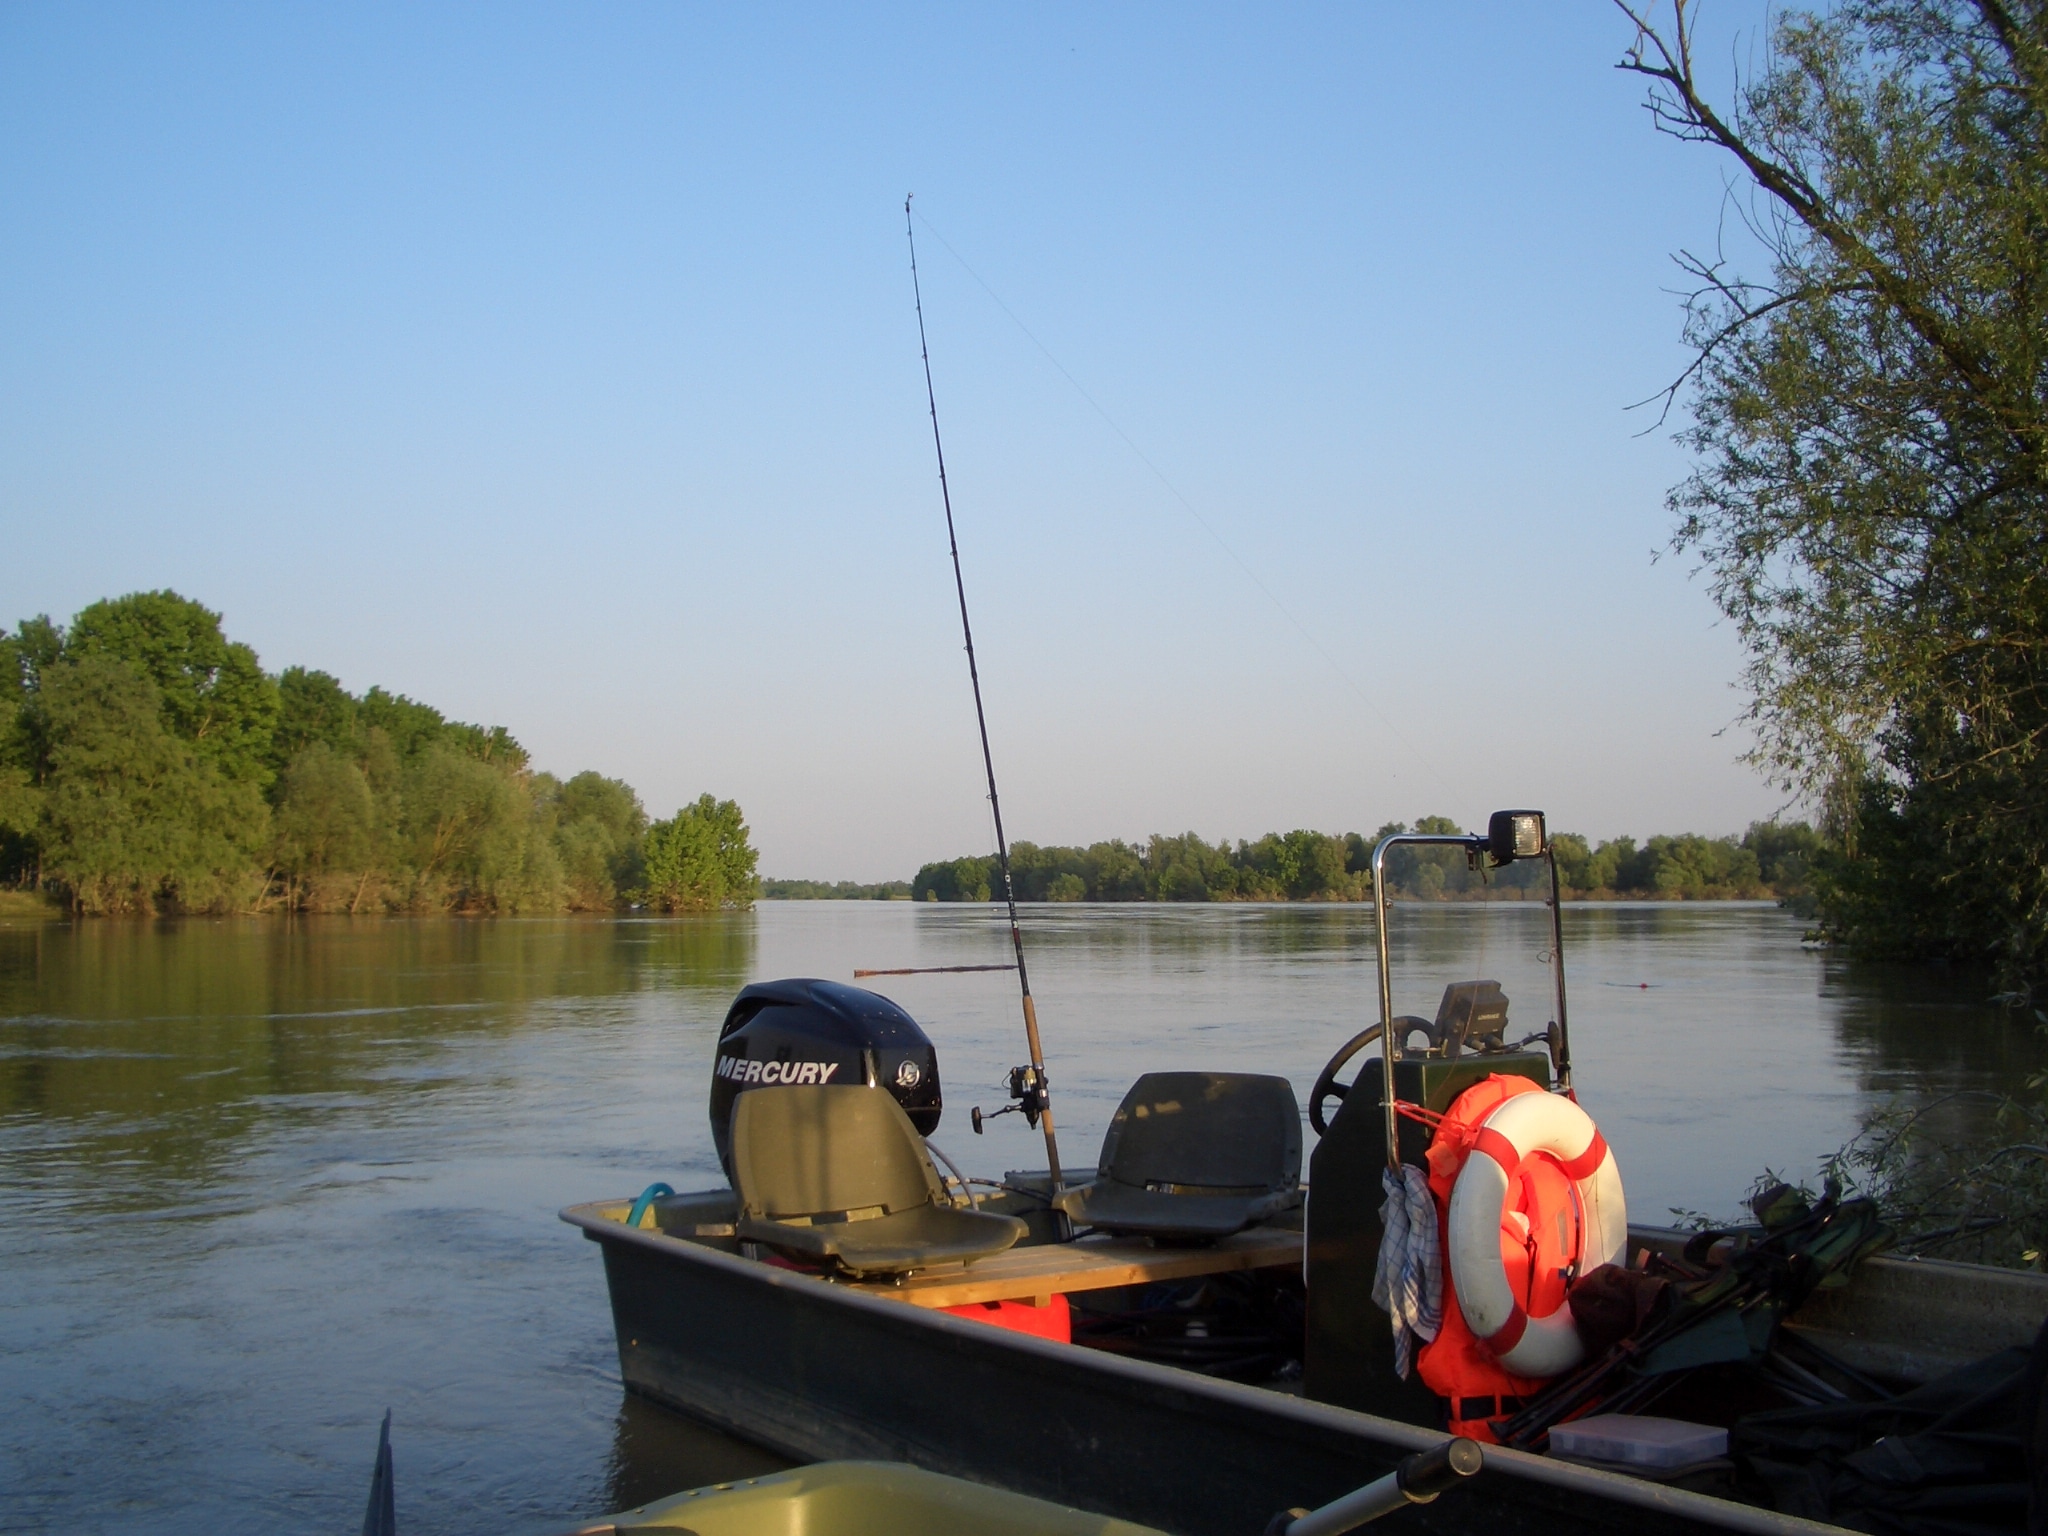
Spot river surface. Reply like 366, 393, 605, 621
1, 901, 2037, 1534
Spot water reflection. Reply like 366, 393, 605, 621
0, 902, 2037, 1536
604, 1394, 791, 1513
0, 913, 756, 1022
0, 917, 754, 1210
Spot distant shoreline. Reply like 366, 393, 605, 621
758, 887, 1793, 906
0, 890, 1792, 920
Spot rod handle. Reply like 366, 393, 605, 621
1262, 1438, 1481, 1536
1397, 1437, 1483, 1500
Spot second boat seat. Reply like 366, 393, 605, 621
1053, 1071, 1303, 1241
730, 1084, 1027, 1277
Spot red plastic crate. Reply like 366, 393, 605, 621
941, 1295, 1072, 1343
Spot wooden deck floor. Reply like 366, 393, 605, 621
846, 1226, 1303, 1310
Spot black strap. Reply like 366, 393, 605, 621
1456, 1394, 1524, 1419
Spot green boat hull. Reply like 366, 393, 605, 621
576, 1460, 1168, 1536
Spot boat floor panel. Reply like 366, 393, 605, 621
845, 1227, 1303, 1309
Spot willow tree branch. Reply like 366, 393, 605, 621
1613, 0, 2039, 465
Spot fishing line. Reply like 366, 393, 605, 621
906, 195, 1069, 1200
909, 205, 1446, 778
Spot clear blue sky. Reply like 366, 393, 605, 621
1, 3, 1790, 880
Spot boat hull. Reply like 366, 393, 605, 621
566, 1202, 1845, 1536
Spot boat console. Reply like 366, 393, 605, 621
1302, 812, 1580, 1425
1304, 1011, 1552, 1422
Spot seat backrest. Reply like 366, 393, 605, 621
1096, 1071, 1302, 1193
730, 1085, 938, 1221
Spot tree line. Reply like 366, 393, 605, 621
761, 877, 914, 901
899, 819, 1824, 903
0, 591, 758, 915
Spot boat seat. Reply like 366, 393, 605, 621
730, 1084, 1027, 1277
1052, 1071, 1303, 1241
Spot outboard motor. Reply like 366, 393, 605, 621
708, 978, 942, 1179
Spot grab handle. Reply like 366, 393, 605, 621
624, 1182, 675, 1231
1263, 1438, 1482, 1536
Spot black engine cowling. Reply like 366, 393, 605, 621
708, 978, 942, 1179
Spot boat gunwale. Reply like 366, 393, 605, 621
562, 1197, 1852, 1536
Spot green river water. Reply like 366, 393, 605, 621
1, 901, 2036, 1533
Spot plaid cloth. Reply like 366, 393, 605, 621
1370, 1162, 1443, 1378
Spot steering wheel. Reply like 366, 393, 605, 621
1308, 1017, 1438, 1136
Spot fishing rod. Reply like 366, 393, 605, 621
905, 194, 1068, 1202
853, 963, 1017, 978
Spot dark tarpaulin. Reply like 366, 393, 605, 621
1732, 1336, 2041, 1536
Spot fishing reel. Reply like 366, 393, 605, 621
970, 1064, 1049, 1134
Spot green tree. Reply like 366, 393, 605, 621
271, 667, 361, 778
1, 591, 685, 915
914, 855, 991, 902
272, 744, 378, 882
1596, 837, 1641, 892
1745, 820, 1827, 892
444, 721, 529, 770
1622, 1, 2048, 978
38, 655, 268, 913
66, 591, 279, 789
398, 741, 555, 909
1286, 829, 1354, 899
760, 877, 912, 900
0, 618, 60, 884
1378, 815, 1476, 897
1550, 833, 1596, 891
638, 794, 758, 911
0, 617, 62, 775
1005, 841, 1056, 900
1159, 861, 1211, 902
1086, 839, 1148, 901
902, 820, 1822, 904
1145, 832, 1236, 901
1636, 834, 1763, 896
544, 770, 648, 909
357, 687, 452, 763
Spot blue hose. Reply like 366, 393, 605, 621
625, 1182, 675, 1231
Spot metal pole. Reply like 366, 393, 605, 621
1546, 848, 1573, 1094
1272, 1440, 1483, 1536
905, 197, 1067, 1196
1281, 1473, 1412, 1536
1370, 834, 1402, 1174
1368, 830, 1491, 1171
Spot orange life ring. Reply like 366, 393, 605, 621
1444, 1089, 1627, 1378
1415, 1075, 1542, 1440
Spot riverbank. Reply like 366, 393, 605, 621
0, 890, 62, 920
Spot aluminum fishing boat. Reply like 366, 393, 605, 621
566, 812, 2048, 1536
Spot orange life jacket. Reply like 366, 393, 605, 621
1414, 1073, 1579, 1442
